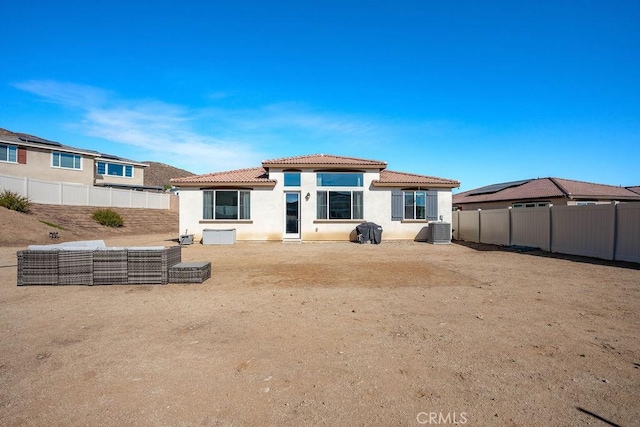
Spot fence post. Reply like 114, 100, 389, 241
547, 204, 553, 253
477, 209, 482, 243
59, 182, 63, 205
507, 206, 513, 246
23, 177, 28, 198
611, 201, 618, 261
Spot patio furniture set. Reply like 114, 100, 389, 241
17, 240, 211, 286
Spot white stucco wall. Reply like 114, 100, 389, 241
178, 168, 455, 242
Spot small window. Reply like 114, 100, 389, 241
404, 191, 426, 220
284, 172, 301, 187
0, 144, 17, 163
576, 201, 597, 206
317, 173, 363, 187
52, 152, 81, 170
203, 190, 250, 220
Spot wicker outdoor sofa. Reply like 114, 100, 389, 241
17, 240, 210, 285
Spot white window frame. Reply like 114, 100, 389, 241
0, 144, 18, 163
203, 190, 251, 220
512, 202, 550, 208
316, 190, 364, 220
97, 161, 134, 178
52, 152, 82, 170
403, 190, 427, 220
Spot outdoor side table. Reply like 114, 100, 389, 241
169, 262, 211, 283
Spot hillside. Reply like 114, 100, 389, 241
0, 204, 178, 247
143, 161, 195, 188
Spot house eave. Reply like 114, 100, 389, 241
372, 181, 458, 189
172, 181, 277, 188
5, 140, 100, 157
264, 162, 386, 170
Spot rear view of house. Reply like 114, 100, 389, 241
171, 154, 459, 242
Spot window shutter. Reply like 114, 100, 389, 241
17, 148, 27, 164
391, 189, 403, 221
426, 190, 438, 220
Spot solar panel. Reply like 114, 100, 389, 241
17, 133, 62, 147
99, 153, 121, 160
469, 179, 531, 195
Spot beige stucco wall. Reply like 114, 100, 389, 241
178, 168, 455, 242
0, 146, 95, 185
94, 164, 146, 187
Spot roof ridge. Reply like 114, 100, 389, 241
262, 153, 387, 164
547, 177, 570, 197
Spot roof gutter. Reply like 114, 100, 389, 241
371, 181, 459, 189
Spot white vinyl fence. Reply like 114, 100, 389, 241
1, 174, 170, 210
452, 203, 640, 263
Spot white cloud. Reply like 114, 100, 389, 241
13, 79, 457, 174
14, 80, 264, 173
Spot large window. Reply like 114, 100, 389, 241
203, 190, 250, 220
97, 161, 133, 178
52, 152, 81, 170
317, 173, 363, 187
317, 191, 363, 220
0, 144, 17, 163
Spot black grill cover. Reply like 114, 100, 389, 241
356, 222, 383, 244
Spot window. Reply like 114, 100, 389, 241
52, 152, 81, 170
97, 161, 134, 178
203, 190, 250, 220
404, 191, 426, 220
576, 201, 597, 206
284, 172, 301, 187
512, 202, 549, 208
391, 189, 437, 221
317, 173, 363, 187
0, 144, 17, 163
317, 190, 363, 220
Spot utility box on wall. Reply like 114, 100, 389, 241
202, 229, 236, 245
427, 222, 451, 244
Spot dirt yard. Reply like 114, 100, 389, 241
1, 232, 639, 426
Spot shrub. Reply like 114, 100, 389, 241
92, 209, 124, 227
0, 190, 31, 213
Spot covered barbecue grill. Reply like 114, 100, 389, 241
356, 222, 383, 244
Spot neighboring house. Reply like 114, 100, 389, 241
453, 177, 640, 211
0, 128, 154, 190
171, 154, 459, 241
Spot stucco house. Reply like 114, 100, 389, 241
0, 128, 151, 190
453, 177, 640, 211
171, 154, 460, 242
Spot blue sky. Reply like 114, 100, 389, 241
1, 0, 638, 192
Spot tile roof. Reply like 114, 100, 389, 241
170, 167, 275, 185
453, 177, 640, 204
627, 186, 640, 195
0, 128, 21, 142
262, 154, 387, 167
375, 170, 460, 187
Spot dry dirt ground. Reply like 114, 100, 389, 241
0, 219, 639, 425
